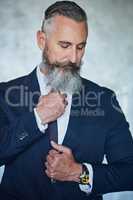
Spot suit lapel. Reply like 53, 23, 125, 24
27, 67, 41, 107
62, 90, 83, 150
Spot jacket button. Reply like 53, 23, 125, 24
19, 131, 28, 140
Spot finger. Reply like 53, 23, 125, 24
62, 93, 67, 98
49, 150, 59, 157
64, 99, 68, 106
50, 88, 57, 93
45, 169, 53, 178
47, 156, 60, 169
45, 169, 49, 177
45, 161, 49, 169
38, 95, 43, 102
50, 141, 71, 155
45, 161, 54, 172
63, 93, 67, 98
50, 90, 61, 95
50, 141, 63, 153
46, 154, 54, 164
49, 149, 59, 154
45, 167, 55, 177
57, 90, 61, 95
37, 95, 44, 105
59, 92, 67, 100
48, 156, 54, 164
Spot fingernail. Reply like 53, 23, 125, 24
64, 93, 67, 97
51, 140, 54, 145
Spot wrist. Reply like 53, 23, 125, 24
35, 107, 43, 122
69, 163, 82, 183
35, 107, 48, 124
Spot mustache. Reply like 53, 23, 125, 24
51, 61, 80, 72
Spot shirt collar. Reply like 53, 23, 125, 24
36, 64, 51, 95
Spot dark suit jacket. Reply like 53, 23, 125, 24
0, 68, 133, 200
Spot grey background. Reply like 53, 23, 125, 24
0, 0, 133, 199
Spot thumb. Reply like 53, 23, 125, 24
50, 141, 71, 154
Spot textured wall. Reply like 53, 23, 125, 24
0, 0, 133, 199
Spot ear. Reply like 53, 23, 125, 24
36, 30, 46, 50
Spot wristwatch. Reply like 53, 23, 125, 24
79, 164, 90, 185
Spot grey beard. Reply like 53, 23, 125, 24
46, 68, 82, 94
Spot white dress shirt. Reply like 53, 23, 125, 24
0, 66, 93, 194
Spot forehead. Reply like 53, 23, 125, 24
49, 15, 88, 43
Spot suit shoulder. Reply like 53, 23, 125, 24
0, 74, 28, 88
81, 77, 114, 95
0, 69, 35, 92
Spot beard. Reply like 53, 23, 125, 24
41, 48, 82, 94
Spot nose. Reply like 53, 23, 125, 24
69, 47, 78, 63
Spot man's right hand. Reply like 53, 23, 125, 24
36, 91, 68, 124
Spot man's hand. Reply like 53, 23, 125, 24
36, 91, 68, 124
45, 141, 82, 182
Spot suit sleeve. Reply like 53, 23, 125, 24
0, 94, 44, 166
92, 91, 133, 194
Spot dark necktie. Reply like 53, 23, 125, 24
48, 120, 58, 144
47, 120, 58, 183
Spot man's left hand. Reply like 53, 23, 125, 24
45, 141, 82, 182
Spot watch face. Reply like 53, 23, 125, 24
80, 174, 90, 184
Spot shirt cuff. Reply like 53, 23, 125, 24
34, 108, 48, 133
79, 163, 93, 194
0, 165, 5, 184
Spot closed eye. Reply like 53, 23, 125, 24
77, 43, 86, 50
60, 44, 70, 48
58, 41, 71, 49
58, 41, 86, 50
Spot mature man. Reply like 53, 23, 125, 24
0, 1, 133, 200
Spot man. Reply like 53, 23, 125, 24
0, 1, 133, 200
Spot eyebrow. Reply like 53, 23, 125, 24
58, 41, 86, 46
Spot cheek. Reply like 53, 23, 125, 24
49, 49, 68, 63
45, 47, 57, 63
77, 50, 85, 62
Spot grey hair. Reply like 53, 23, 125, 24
42, 18, 54, 36
41, 1, 88, 34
